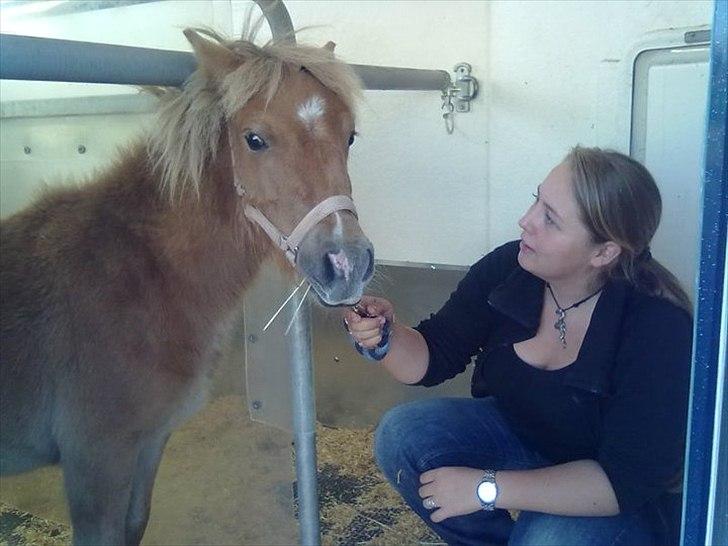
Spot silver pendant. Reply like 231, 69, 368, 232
554, 308, 567, 347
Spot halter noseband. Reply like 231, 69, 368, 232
242, 194, 358, 265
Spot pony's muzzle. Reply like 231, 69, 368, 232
300, 240, 374, 306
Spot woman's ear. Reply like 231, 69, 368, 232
591, 241, 622, 268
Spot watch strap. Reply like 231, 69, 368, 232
476, 469, 498, 511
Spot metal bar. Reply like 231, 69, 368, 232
352, 63, 450, 91
287, 293, 320, 546
0, 33, 450, 91
0, 33, 196, 86
253, 3, 320, 543
681, 0, 728, 544
255, 0, 296, 44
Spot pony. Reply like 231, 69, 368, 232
0, 28, 373, 545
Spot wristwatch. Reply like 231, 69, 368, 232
476, 469, 498, 511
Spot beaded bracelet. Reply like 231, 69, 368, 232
345, 318, 392, 361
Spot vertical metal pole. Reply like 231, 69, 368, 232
287, 291, 320, 546
251, 5, 319, 543
255, 0, 296, 45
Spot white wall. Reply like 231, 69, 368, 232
229, 0, 712, 265
486, 0, 711, 257
0, 0, 714, 266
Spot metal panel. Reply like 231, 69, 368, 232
243, 260, 297, 428
244, 261, 471, 430
0, 106, 153, 218
313, 262, 471, 428
630, 44, 709, 300
1, 94, 158, 118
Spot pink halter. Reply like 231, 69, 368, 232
242, 194, 358, 265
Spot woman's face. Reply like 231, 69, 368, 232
517, 162, 604, 283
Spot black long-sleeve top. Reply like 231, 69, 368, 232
414, 240, 692, 514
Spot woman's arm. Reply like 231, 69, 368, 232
418, 460, 620, 524
345, 242, 523, 387
380, 323, 429, 384
495, 460, 619, 515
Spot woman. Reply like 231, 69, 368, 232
343, 147, 693, 546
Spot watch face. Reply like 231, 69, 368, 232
477, 481, 497, 503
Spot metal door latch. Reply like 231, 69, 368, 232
441, 62, 479, 134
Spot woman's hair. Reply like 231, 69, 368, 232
565, 146, 692, 314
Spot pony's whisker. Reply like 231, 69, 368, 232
284, 283, 312, 335
263, 276, 307, 332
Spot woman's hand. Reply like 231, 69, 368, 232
342, 295, 394, 348
418, 467, 484, 523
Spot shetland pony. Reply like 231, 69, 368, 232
0, 28, 373, 545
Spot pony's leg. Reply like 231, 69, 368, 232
61, 438, 139, 546
124, 433, 170, 546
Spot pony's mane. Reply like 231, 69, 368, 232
148, 28, 362, 202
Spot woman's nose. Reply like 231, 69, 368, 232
518, 211, 531, 232
519, 202, 538, 232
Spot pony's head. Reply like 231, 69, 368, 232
150, 28, 374, 306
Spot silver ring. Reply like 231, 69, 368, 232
423, 497, 437, 510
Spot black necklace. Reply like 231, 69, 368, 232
546, 283, 604, 348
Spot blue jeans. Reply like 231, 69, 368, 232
374, 397, 656, 546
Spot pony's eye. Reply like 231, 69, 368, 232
244, 132, 268, 152
348, 132, 357, 147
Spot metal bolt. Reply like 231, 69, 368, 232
77, 145, 86, 154
333, 356, 340, 363
251, 400, 262, 410
248, 334, 258, 343
23, 146, 31, 155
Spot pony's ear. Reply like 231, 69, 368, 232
184, 28, 239, 81
323, 41, 336, 53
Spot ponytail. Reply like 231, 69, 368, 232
628, 251, 693, 315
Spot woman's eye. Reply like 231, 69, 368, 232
545, 213, 554, 225
244, 132, 268, 152
348, 132, 357, 147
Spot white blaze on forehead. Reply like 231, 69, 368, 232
333, 212, 343, 240
297, 95, 326, 130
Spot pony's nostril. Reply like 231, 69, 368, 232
327, 250, 352, 282
322, 254, 337, 285
319, 247, 373, 287
363, 248, 374, 281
